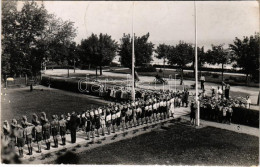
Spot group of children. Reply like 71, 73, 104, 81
2, 89, 187, 158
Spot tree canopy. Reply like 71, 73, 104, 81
2, 1, 77, 77
118, 33, 154, 70
229, 33, 259, 82
79, 33, 118, 75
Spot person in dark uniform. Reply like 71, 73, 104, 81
90, 110, 96, 143
190, 101, 196, 125
85, 112, 91, 140
116, 106, 121, 131
100, 109, 106, 136
59, 115, 67, 145
32, 113, 38, 142
106, 109, 112, 135
10, 119, 17, 150
121, 105, 126, 131
111, 109, 116, 133
69, 112, 78, 143
94, 110, 101, 137
51, 115, 59, 147
42, 116, 51, 150
23, 119, 34, 155
15, 124, 25, 157
34, 121, 43, 153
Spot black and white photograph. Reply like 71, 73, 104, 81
1, 0, 259, 165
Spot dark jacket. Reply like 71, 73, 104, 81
69, 114, 78, 130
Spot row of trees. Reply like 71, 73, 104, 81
155, 33, 259, 85
2, 1, 259, 85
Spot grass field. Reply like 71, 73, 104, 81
71, 122, 258, 166
1, 86, 108, 124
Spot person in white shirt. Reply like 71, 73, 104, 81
217, 86, 222, 99
246, 96, 251, 109
153, 101, 157, 122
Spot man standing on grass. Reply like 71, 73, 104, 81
69, 111, 78, 143
200, 75, 205, 90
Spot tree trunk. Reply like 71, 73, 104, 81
67, 67, 70, 78
88, 64, 91, 70
100, 66, 102, 76
180, 68, 183, 85
221, 63, 224, 90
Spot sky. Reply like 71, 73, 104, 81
18, 1, 259, 65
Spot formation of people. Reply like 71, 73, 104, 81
2, 89, 191, 158
2, 84, 252, 159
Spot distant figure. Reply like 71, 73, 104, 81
223, 82, 230, 99
246, 96, 251, 109
217, 86, 222, 99
69, 112, 78, 143
200, 75, 205, 90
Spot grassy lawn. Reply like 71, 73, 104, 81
1, 86, 107, 124
70, 122, 259, 166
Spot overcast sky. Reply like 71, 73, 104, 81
32, 1, 259, 50
17, 1, 259, 65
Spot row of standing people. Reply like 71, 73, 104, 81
2, 91, 183, 158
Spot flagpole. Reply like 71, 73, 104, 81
131, 2, 135, 101
194, 0, 200, 126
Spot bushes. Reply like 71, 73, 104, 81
41, 76, 101, 96
200, 106, 259, 128
136, 66, 156, 72
231, 107, 259, 128
212, 74, 219, 78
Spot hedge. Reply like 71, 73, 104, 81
200, 107, 259, 128
42, 76, 259, 128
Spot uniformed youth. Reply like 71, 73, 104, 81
42, 115, 51, 150
90, 110, 96, 143
51, 115, 59, 148
34, 121, 43, 153
23, 119, 34, 155
85, 112, 91, 140
100, 109, 106, 136
15, 124, 25, 158
59, 115, 67, 145
106, 109, 112, 135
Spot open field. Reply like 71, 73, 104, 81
66, 121, 259, 165
1, 86, 108, 124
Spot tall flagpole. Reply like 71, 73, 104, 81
194, 0, 200, 126
131, 2, 135, 101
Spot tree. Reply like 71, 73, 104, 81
229, 34, 259, 84
2, 1, 77, 78
206, 44, 230, 89
167, 41, 193, 85
155, 44, 171, 76
79, 33, 118, 77
118, 33, 154, 70
2, 1, 18, 77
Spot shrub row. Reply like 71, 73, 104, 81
136, 66, 157, 72
200, 106, 259, 128
41, 76, 101, 96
